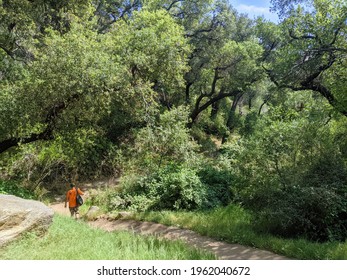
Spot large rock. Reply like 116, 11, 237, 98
84, 206, 101, 221
0, 194, 54, 247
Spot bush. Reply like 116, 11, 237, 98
104, 107, 219, 211
106, 163, 237, 212
249, 145, 347, 242
121, 106, 203, 175
198, 166, 234, 208
220, 104, 347, 242
254, 185, 347, 242
0, 180, 36, 199
115, 165, 207, 211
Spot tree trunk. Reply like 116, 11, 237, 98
210, 100, 220, 119
222, 93, 244, 143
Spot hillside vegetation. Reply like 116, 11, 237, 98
1, 0, 347, 259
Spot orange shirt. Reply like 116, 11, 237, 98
66, 188, 84, 208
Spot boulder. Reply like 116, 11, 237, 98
0, 194, 54, 247
84, 206, 101, 221
116, 211, 132, 219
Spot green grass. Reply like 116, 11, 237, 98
134, 204, 347, 260
0, 180, 36, 199
0, 214, 215, 260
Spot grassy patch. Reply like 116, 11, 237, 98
0, 180, 36, 199
0, 215, 215, 260
135, 204, 347, 260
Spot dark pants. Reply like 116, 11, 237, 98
69, 207, 79, 218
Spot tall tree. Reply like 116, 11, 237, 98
264, 0, 347, 117
180, 1, 263, 133
0, 7, 189, 154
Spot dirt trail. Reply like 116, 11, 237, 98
50, 201, 289, 260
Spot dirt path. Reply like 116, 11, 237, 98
50, 202, 289, 260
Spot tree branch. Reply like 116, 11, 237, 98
165, 0, 183, 11
189, 90, 242, 126
0, 93, 80, 154
266, 59, 347, 117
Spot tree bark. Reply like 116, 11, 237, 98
222, 92, 244, 143
210, 100, 220, 119
188, 90, 242, 127
0, 130, 53, 154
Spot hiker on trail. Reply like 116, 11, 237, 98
65, 183, 84, 219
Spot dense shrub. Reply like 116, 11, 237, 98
1, 129, 118, 188
198, 166, 234, 207
253, 185, 347, 242
106, 164, 236, 212
219, 100, 347, 242
108, 165, 206, 211
122, 106, 202, 174
242, 139, 347, 242
104, 107, 221, 211
0, 180, 36, 199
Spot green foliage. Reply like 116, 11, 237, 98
101, 161, 236, 212
221, 93, 347, 242
110, 164, 207, 211
264, 0, 347, 117
125, 9, 190, 91
0, 19, 117, 148
121, 106, 202, 174
105, 106, 236, 212
239, 110, 259, 136
254, 185, 347, 242
42, 129, 115, 178
0, 180, 35, 199
1, 0, 347, 250
0, 130, 115, 187
0, 7, 190, 183
136, 204, 254, 242
198, 166, 234, 207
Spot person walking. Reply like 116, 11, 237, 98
65, 183, 84, 219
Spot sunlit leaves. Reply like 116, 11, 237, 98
263, 0, 347, 116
